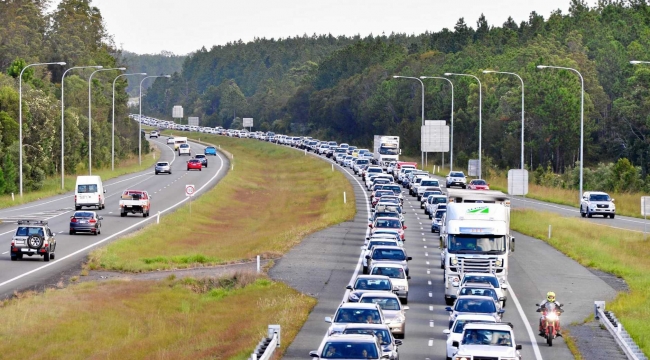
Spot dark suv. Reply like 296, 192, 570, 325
194, 154, 208, 167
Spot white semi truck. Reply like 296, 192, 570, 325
439, 189, 515, 305
373, 135, 400, 169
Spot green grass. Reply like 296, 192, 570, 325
511, 209, 650, 356
88, 134, 356, 272
0, 274, 316, 359
0, 145, 161, 209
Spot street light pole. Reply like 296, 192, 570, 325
61, 65, 103, 189
88, 67, 125, 175
483, 70, 525, 170
421, 76, 454, 171
139, 75, 171, 165
537, 64, 584, 201
445, 73, 482, 178
393, 75, 425, 168
112, 72, 147, 171
19, 61, 66, 197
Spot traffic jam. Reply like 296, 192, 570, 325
226, 131, 539, 360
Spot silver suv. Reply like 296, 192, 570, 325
155, 161, 172, 175
10, 220, 57, 261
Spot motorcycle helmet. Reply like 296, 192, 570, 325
547, 291, 556, 302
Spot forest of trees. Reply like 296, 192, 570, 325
143, 0, 650, 190
119, 51, 185, 96
0, 0, 150, 194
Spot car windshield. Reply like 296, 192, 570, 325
342, 329, 391, 345
375, 191, 393, 197
333, 309, 382, 324
368, 168, 382, 173
459, 287, 498, 301
448, 235, 506, 253
156, 162, 169, 166
421, 180, 438, 186
190, 160, 200, 163
423, 191, 441, 197
320, 341, 379, 359
366, 240, 397, 249
450, 172, 465, 177
371, 266, 405, 279
195, 155, 205, 158
73, 212, 94, 218
180, 144, 189, 148
206, 147, 215, 150
472, 180, 487, 185
356, 160, 369, 165
462, 329, 512, 346
589, 194, 611, 201
374, 212, 399, 220
383, 185, 401, 194
354, 278, 391, 290
360, 296, 401, 310
452, 319, 493, 334
77, 184, 98, 193
372, 249, 406, 260
462, 275, 500, 289
374, 219, 401, 228
16, 226, 45, 237
454, 298, 497, 313
435, 210, 446, 219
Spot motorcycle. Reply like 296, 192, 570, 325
536, 302, 563, 346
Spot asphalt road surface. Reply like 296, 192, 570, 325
0, 137, 229, 299
276, 150, 618, 360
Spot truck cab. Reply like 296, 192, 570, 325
440, 190, 514, 305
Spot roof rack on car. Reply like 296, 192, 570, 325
17, 220, 48, 225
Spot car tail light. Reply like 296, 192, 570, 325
98, 195, 102, 204
71, 218, 77, 223
11, 240, 15, 246
89, 219, 96, 224
74, 195, 77, 203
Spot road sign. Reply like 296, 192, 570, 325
172, 105, 183, 119
421, 122, 449, 152
243, 118, 254, 127
508, 169, 529, 196
185, 184, 195, 197
641, 196, 650, 216
188, 117, 199, 126
468, 159, 480, 177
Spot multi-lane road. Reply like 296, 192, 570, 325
278, 149, 623, 360
0, 137, 228, 299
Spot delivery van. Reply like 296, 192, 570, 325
173, 137, 188, 150
75, 175, 105, 210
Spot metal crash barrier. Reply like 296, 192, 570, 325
250, 325, 281, 360
594, 301, 647, 360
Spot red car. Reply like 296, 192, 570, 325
467, 179, 490, 190
187, 159, 202, 171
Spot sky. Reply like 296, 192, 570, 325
50, 0, 574, 55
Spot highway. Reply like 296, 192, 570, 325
0, 137, 228, 299
277, 148, 619, 360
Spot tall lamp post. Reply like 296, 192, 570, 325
88, 67, 125, 175
537, 65, 584, 201
393, 75, 425, 168
483, 70, 525, 170
421, 76, 454, 171
112, 72, 147, 171
139, 75, 171, 165
445, 72, 483, 178
61, 65, 103, 189
19, 61, 66, 197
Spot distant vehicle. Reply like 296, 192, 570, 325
166, 137, 175, 144
10, 220, 57, 262
359, 292, 409, 339
178, 143, 191, 156
187, 159, 202, 171
310, 333, 384, 360
467, 179, 490, 190
580, 191, 615, 218
446, 171, 467, 189
119, 190, 151, 217
173, 136, 188, 150
75, 175, 105, 210
194, 154, 208, 167
69, 211, 103, 235
149, 130, 159, 138
204, 146, 217, 156
373, 135, 400, 170
155, 161, 171, 175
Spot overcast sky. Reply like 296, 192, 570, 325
51, 0, 574, 55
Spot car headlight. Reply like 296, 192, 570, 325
450, 257, 458, 265
348, 293, 359, 301
454, 357, 469, 360
495, 258, 503, 267
393, 313, 406, 323
448, 276, 460, 287
394, 285, 406, 291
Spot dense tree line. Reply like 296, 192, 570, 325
0, 0, 146, 194
144, 0, 650, 187
119, 51, 185, 97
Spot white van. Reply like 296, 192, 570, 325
173, 137, 188, 150
75, 175, 105, 210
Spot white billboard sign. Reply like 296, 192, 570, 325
468, 159, 480, 177
172, 105, 183, 119
243, 118, 254, 127
508, 169, 529, 196
421, 123, 449, 152
188, 117, 199, 126
641, 196, 650, 217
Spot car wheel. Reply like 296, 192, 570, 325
362, 266, 368, 275
43, 252, 50, 261
445, 298, 455, 306
120, 212, 126, 217
155, 171, 159, 175
50, 253, 55, 259
610, 214, 615, 219
70, 230, 75, 235
75, 206, 81, 210
98, 227, 101, 234
402, 296, 408, 305
587, 211, 593, 218
199, 168, 202, 171
580, 206, 586, 217
10, 255, 17, 261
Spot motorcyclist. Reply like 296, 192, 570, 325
537, 291, 564, 336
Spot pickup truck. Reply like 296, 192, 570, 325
119, 190, 151, 217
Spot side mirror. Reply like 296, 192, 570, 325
535, 303, 540, 307
394, 339, 403, 346
403, 306, 410, 310
407, 256, 412, 261
368, 224, 373, 228
403, 226, 407, 230
309, 350, 320, 357
325, 317, 332, 323
103, 189, 106, 193
443, 329, 451, 335
365, 255, 371, 259
516, 344, 523, 350
346, 285, 353, 290
452, 341, 459, 348
498, 309, 506, 314
407, 276, 411, 280
499, 297, 506, 301
445, 306, 453, 312
511, 237, 515, 252
99, 216, 104, 220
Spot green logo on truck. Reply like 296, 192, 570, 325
467, 206, 489, 214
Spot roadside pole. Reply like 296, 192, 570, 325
186, 184, 195, 214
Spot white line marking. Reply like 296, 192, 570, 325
1, 251, 8, 255
429, 320, 434, 327
428, 280, 432, 285
425, 252, 428, 256
0, 151, 226, 291
428, 339, 433, 346
429, 305, 433, 311
508, 282, 544, 360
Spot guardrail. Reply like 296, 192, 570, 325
594, 301, 647, 360
250, 325, 281, 360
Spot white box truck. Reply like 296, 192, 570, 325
439, 189, 514, 305
373, 135, 400, 169
75, 175, 105, 210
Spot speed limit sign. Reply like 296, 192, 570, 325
185, 184, 195, 197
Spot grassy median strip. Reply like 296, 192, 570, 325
511, 209, 649, 355
0, 273, 316, 359
88, 135, 355, 272
0, 145, 160, 209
